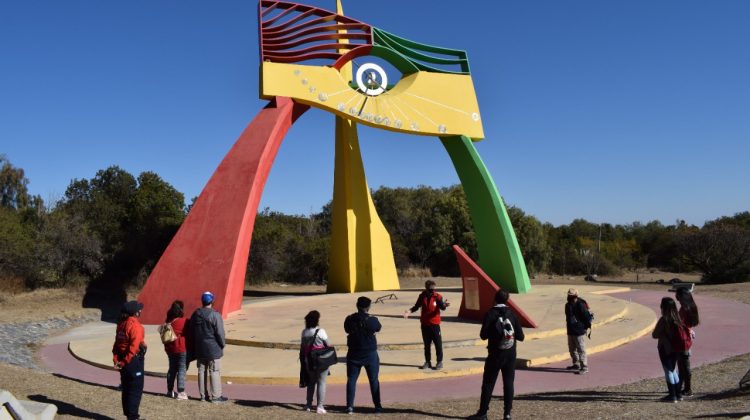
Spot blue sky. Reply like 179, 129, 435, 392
1, 1, 748, 226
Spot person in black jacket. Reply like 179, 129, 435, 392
344, 296, 383, 414
469, 290, 524, 420
565, 288, 592, 374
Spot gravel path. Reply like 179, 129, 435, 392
0, 314, 99, 369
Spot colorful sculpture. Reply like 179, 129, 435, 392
138, 0, 530, 323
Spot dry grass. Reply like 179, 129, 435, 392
0, 286, 98, 324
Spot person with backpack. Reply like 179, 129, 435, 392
300, 310, 331, 414
161, 300, 188, 400
675, 288, 699, 396
403, 280, 451, 370
189, 291, 228, 403
564, 288, 592, 374
344, 296, 383, 415
652, 296, 691, 402
112, 301, 147, 420
468, 290, 525, 420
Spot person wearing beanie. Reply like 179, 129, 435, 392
112, 300, 146, 420
565, 288, 592, 374
343, 296, 383, 414
189, 291, 228, 403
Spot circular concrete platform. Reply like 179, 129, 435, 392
67, 285, 656, 384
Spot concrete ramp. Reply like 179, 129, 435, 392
0, 390, 57, 420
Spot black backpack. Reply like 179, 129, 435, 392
494, 308, 515, 350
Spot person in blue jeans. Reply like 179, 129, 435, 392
344, 296, 382, 414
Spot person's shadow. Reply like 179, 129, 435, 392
27, 394, 115, 419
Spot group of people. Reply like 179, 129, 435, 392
112, 291, 228, 420
111, 281, 700, 420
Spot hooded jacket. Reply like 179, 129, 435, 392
189, 307, 225, 360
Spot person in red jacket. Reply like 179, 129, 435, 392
112, 301, 147, 420
163, 300, 189, 400
403, 280, 450, 370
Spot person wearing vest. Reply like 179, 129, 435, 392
344, 296, 383, 415
469, 290, 524, 420
112, 301, 147, 420
403, 280, 450, 370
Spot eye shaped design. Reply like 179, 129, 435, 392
356, 63, 388, 96
258, 1, 483, 139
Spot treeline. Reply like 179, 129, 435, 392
1, 156, 749, 293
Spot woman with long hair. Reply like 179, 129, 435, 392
113, 301, 147, 420
300, 310, 331, 414
675, 288, 699, 396
163, 300, 189, 400
652, 297, 689, 402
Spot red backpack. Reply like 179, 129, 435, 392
670, 323, 692, 352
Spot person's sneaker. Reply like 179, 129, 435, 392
503, 414, 512, 420
576, 366, 589, 374
467, 413, 488, 420
211, 396, 229, 404
316, 406, 326, 414
176, 392, 188, 400
419, 361, 431, 369
167, 391, 176, 399
660, 395, 678, 403
682, 390, 693, 397
303, 405, 311, 412
374, 406, 383, 414
565, 364, 580, 370
433, 362, 444, 370
346, 407, 354, 415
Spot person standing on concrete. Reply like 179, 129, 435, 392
112, 300, 147, 420
403, 280, 450, 370
344, 296, 383, 414
469, 290, 525, 420
190, 291, 228, 403
564, 288, 592, 374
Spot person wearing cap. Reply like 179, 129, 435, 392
343, 296, 383, 414
112, 300, 147, 420
189, 291, 228, 403
403, 279, 450, 370
565, 288, 592, 374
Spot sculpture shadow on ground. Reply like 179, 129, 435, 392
515, 390, 664, 404
27, 394, 115, 420
242, 289, 324, 298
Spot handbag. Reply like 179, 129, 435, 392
304, 328, 338, 373
309, 346, 338, 373
158, 322, 177, 344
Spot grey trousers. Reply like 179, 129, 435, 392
197, 358, 222, 400
567, 335, 587, 368
306, 368, 329, 407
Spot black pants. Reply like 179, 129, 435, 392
120, 355, 145, 420
421, 325, 443, 363
677, 351, 692, 392
478, 349, 516, 416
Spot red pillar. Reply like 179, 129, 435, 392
453, 245, 537, 328
138, 97, 308, 324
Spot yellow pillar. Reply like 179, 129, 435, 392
327, 0, 399, 293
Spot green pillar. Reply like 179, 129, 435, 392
440, 135, 531, 293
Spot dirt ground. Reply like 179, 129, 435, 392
1, 273, 749, 419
